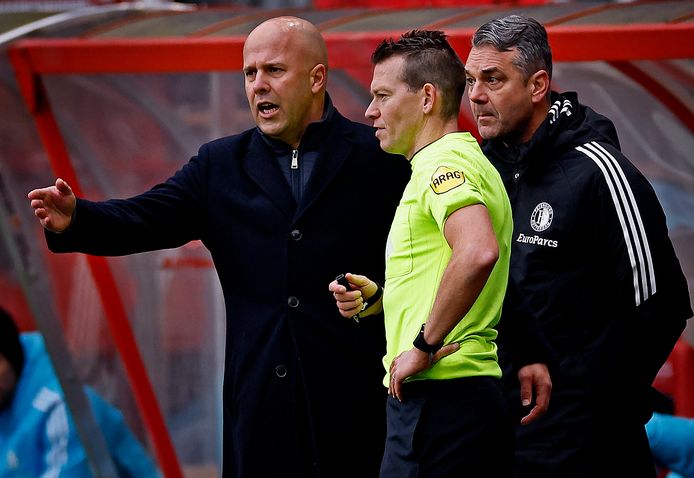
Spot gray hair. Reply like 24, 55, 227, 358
472, 15, 553, 81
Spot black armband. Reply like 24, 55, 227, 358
352, 283, 383, 323
363, 283, 383, 311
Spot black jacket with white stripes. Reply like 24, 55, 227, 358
484, 91, 691, 452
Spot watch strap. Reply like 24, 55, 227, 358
412, 324, 443, 354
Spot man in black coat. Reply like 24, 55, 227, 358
27, 16, 410, 478
465, 14, 692, 478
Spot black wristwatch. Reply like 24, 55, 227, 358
412, 324, 444, 354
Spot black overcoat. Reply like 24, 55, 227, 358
46, 109, 411, 477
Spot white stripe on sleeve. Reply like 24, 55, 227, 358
576, 141, 656, 306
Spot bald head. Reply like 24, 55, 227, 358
242, 16, 329, 148
245, 16, 328, 71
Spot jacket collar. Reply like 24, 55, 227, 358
241, 94, 354, 222
258, 94, 336, 154
482, 92, 577, 171
484, 91, 620, 170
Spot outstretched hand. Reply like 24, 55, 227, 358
27, 178, 76, 232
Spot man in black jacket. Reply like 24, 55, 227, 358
465, 14, 692, 478
27, 16, 410, 478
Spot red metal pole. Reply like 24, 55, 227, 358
8, 46, 184, 478
608, 61, 694, 136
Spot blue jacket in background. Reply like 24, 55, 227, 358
0, 333, 161, 478
647, 412, 694, 478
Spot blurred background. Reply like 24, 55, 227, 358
1, 0, 692, 476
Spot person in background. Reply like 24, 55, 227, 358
647, 406, 694, 478
0, 306, 160, 478
27, 16, 410, 477
332, 29, 526, 477
465, 14, 692, 478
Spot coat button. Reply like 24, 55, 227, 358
275, 364, 287, 378
287, 296, 299, 308
290, 229, 302, 241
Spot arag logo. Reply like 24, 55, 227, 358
530, 202, 553, 232
430, 166, 465, 194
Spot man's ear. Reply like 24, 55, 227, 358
422, 83, 437, 114
529, 70, 550, 104
310, 64, 327, 93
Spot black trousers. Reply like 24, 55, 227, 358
380, 376, 514, 478
512, 402, 657, 478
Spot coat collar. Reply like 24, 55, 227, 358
241, 94, 354, 222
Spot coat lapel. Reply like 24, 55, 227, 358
242, 133, 296, 219
294, 126, 354, 222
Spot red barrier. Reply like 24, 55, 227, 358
672, 339, 694, 418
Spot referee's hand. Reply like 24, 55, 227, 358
329, 273, 378, 319
388, 344, 460, 402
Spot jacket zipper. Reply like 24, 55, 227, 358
291, 149, 298, 169
290, 149, 301, 202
